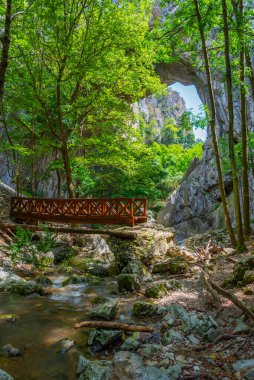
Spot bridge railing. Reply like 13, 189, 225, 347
10, 197, 147, 226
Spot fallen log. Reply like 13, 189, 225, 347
0, 223, 137, 240
208, 278, 254, 321
74, 320, 155, 333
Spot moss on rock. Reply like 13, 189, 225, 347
145, 283, 168, 299
132, 301, 158, 317
153, 259, 188, 275
117, 274, 141, 293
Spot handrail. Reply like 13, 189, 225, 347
10, 197, 147, 226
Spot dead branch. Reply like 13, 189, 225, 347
208, 278, 254, 321
0, 223, 137, 240
74, 320, 155, 333
203, 276, 222, 311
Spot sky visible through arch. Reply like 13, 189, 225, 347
170, 82, 207, 141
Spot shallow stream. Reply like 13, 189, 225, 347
0, 274, 125, 380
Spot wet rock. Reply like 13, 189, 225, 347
90, 300, 119, 321
51, 244, 76, 263
0, 369, 14, 380
0, 269, 44, 295
58, 338, 75, 354
63, 273, 99, 286
233, 359, 254, 371
2, 344, 21, 357
77, 356, 110, 380
84, 260, 115, 277
91, 296, 108, 305
152, 259, 188, 274
145, 283, 168, 299
132, 301, 158, 317
36, 275, 53, 286
117, 274, 141, 293
88, 329, 122, 352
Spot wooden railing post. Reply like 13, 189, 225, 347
130, 198, 134, 226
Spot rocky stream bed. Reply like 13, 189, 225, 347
0, 223, 254, 380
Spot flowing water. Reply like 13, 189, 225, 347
0, 274, 121, 380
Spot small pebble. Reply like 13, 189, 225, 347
2, 344, 21, 357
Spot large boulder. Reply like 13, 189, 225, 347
90, 300, 119, 321
108, 226, 175, 271
68, 236, 116, 276
88, 329, 122, 352
121, 259, 151, 280
50, 243, 76, 263
0, 268, 43, 295
145, 283, 168, 299
132, 301, 158, 317
163, 303, 217, 336
77, 356, 111, 380
152, 259, 188, 275
107, 351, 169, 380
117, 274, 141, 293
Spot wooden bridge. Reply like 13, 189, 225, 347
10, 197, 147, 226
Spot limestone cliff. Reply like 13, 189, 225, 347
132, 87, 186, 140
157, 57, 254, 233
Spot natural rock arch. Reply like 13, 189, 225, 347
156, 57, 254, 233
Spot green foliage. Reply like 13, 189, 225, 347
36, 225, 57, 253
0, 0, 205, 208
10, 226, 56, 265
10, 227, 33, 262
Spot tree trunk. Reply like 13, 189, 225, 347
193, 0, 237, 247
239, 0, 250, 236
56, 169, 61, 198
56, 78, 74, 198
0, 0, 12, 109
246, 52, 254, 102
61, 142, 74, 198
221, 0, 244, 249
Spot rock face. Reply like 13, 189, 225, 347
157, 52, 254, 232
0, 182, 15, 219
132, 87, 186, 140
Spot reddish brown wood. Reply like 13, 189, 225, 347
0, 224, 138, 239
10, 197, 147, 226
